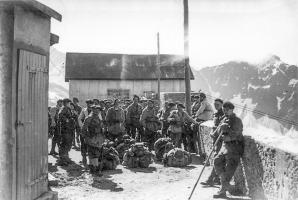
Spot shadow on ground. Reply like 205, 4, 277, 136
92, 176, 124, 192
60, 162, 85, 178
126, 166, 157, 173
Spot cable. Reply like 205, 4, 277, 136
204, 93, 298, 127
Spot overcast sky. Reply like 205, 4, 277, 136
40, 0, 298, 69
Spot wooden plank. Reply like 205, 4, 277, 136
27, 51, 34, 200
16, 49, 24, 200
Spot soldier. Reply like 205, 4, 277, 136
126, 95, 143, 141
213, 101, 244, 198
140, 99, 161, 150
81, 105, 105, 175
167, 103, 198, 148
57, 98, 76, 165
105, 99, 125, 142
201, 98, 224, 186
70, 102, 80, 149
78, 99, 94, 165
194, 93, 214, 122
72, 97, 82, 148
158, 101, 174, 137
49, 99, 63, 155
191, 95, 201, 117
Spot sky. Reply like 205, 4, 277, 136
40, 0, 298, 69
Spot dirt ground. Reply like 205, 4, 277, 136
48, 147, 250, 200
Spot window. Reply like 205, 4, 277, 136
107, 89, 129, 98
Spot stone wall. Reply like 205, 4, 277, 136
199, 122, 298, 200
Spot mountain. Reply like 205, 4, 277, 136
191, 55, 298, 131
48, 47, 68, 106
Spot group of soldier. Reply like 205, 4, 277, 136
48, 92, 244, 198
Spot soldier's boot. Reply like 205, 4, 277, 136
213, 174, 228, 198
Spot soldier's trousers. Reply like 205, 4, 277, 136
142, 129, 156, 151
207, 138, 223, 181
59, 131, 73, 159
169, 131, 182, 148
80, 135, 87, 157
161, 121, 169, 137
214, 141, 243, 186
127, 122, 143, 141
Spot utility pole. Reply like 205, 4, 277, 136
184, 0, 191, 114
157, 32, 161, 100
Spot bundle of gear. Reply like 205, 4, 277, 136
115, 134, 136, 161
163, 148, 192, 167
122, 142, 153, 168
154, 137, 173, 162
100, 140, 120, 170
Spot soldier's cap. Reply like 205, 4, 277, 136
147, 99, 154, 103
93, 98, 100, 103
90, 105, 102, 109
57, 99, 63, 103
223, 101, 235, 110
168, 102, 176, 107
199, 92, 206, 99
194, 95, 200, 98
62, 98, 72, 103
214, 98, 223, 104
85, 99, 93, 104
133, 95, 140, 100
177, 103, 185, 108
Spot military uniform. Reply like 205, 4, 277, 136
105, 106, 125, 141
201, 107, 225, 185
158, 108, 171, 137
78, 107, 92, 164
58, 105, 76, 164
167, 109, 196, 148
140, 106, 160, 150
214, 113, 244, 196
81, 111, 105, 173
126, 102, 143, 140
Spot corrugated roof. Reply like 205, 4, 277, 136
65, 53, 194, 82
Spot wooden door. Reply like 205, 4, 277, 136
16, 49, 48, 200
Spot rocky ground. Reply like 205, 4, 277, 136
48, 147, 250, 200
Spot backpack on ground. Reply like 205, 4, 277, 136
122, 142, 153, 168
163, 148, 192, 167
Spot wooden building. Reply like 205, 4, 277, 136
0, 1, 61, 200
65, 53, 194, 102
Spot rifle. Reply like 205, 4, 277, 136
187, 124, 222, 200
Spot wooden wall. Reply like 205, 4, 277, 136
69, 79, 185, 104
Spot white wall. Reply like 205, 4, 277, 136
69, 79, 185, 103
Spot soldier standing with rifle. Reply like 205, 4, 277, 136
201, 98, 224, 186
81, 105, 105, 175
140, 99, 161, 150
126, 95, 143, 141
78, 99, 94, 165
57, 98, 75, 166
213, 101, 244, 198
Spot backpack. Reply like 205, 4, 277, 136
164, 148, 192, 167
122, 142, 152, 168
154, 137, 172, 161
101, 146, 120, 171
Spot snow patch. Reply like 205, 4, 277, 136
289, 79, 298, 87
242, 113, 298, 154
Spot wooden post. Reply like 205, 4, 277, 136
184, 0, 191, 114
157, 32, 161, 100
0, 3, 14, 200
